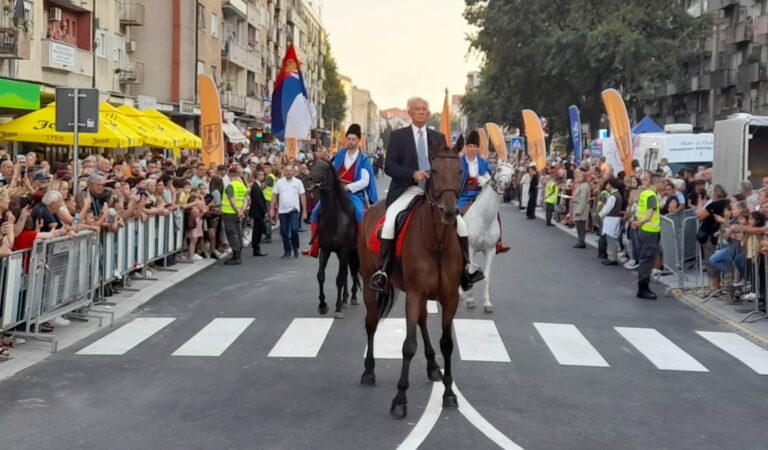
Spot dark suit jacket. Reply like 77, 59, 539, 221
384, 126, 446, 206
249, 182, 267, 219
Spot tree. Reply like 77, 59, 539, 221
322, 38, 346, 128
463, 0, 710, 134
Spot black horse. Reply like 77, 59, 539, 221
306, 159, 361, 319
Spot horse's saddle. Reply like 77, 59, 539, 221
368, 197, 423, 257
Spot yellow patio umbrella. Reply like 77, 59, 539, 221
102, 104, 173, 149
143, 109, 203, 150
116, 105, 179, 149
0, 102, 140, 148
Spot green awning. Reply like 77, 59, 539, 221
0, 78, 40, 111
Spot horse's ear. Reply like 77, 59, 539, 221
452, 135, 464, 154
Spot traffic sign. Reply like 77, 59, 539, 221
509, 136, 525, 152
55, 87, 99, 133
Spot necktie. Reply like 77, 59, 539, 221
417, 129, 430, 172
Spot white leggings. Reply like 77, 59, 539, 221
381, 186, 468, 239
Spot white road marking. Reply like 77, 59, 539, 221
427, 301, 438, 314
76, 317, 176, 355
453, 319, 511, 362
268, 318, 334, 358
172, 318, 254, 357
697, 331, 768, 375
365, 318, 406, 359
398, 377, 525, 450
533, 323, 609, 367
615, 327, 708, 372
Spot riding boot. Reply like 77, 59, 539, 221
496, 217, 510, 254
301, 222, 320, 257
459, 236, 485, 290
369, 238, 394, 292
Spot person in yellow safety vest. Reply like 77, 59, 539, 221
261, 162, 277, 244
544, 175, 559, 227
222, 166, 250, 265
631, 172, 665, 300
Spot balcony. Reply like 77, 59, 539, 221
223, 0, 248, 18
286, 8, 296, 24
738, 62, 760, 86
247, 4, 261, 28
118, 62, 145, 84
222, 40, 248, 69
690, 74, 711, 92
711, 68, 737, 89
41, 39, 93, 75
708, 0, 740, 11
246, 96, 261, 117
726, 22, 754, 45
119, 1, 145, 26
220, 91, 246, 111
247, 49, 261, 73
0, 28, 30, 59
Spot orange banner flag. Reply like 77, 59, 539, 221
286, 137, 297, 161
440, 88, 452, 147
477, 127, 489, 159
198, 74, 224, 166
522, 109, 547, 170
602, 88, 634, 176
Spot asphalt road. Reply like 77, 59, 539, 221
0, 178, 767, 450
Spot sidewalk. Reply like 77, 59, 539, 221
0, 256, 220, 382
511, 202, 768, 348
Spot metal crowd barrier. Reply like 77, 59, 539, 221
659, 209, 699, 290
0, 210, 188, 352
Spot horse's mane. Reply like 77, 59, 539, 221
324, 161, 356, 218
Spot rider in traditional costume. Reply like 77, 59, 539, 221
368, 97, 484, 292
302, 123, 378, 257
457, 130, 511, 254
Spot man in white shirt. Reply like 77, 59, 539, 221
271, 165, 307, 258
659, 158, 673, 177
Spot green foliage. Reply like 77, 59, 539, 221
462, 0, 711, 134
322, 38, 346, 127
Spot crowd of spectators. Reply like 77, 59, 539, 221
508, 149, 768, 311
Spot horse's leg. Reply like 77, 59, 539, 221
391, 291, 420, 419
463, 242, 477, 309
361, 286, 378, 386
350, 250, 360, 306
317, 249, 330, 315
440, 293, 459, 408
482, 249, 495, 313
419, 303, 442, 382
334, 252, 348, 319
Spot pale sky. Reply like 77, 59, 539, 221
318, 0, 481, 111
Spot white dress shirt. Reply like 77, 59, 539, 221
342, 149, 370, 194
465, 155, 479, 178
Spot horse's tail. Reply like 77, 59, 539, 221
377, 286, 396, 320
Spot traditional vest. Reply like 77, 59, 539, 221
221, 179, 247, 215
637, 189, 661, 233
606, 191, 623, 217
338, 158, 357, 184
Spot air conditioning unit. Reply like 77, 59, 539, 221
126, 40, 137, 52
49, 7, 62, 22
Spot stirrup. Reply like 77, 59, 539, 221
369, 270, 389, 292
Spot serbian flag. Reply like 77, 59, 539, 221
272, 44, 315, 140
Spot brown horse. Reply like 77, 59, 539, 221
358, 136, 465, 419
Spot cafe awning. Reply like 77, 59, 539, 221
222, 120, 249, 145
0, 102, 142, 148
110, 104, 175, 149
143, 109, 203, 150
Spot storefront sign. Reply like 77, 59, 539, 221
0, 79, 40, 110
50, 41, 76, 67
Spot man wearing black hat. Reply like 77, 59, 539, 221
369, 97, 484, 292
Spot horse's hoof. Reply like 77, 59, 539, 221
466, 299, 476, 309
360, 373, 376, 386
483, 305, 493, 313
443, 395, 458, 408
390, 403, 407, 419
427, 368, 443, 382
334, 311, 344, 319
351, 298, 359, 306
318, 305, 329, 315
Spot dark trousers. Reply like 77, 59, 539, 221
251, 216, 265, 251
222, 214, 243, 253
526, 192, 537, 218
545, 203, 555, 225
279, 211, 300, 255
637, 230, 660, 286
575, 220, 587, 245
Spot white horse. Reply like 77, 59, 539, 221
460, 161, 515, 313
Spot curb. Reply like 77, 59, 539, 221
0, 257, 220, 382
507, 202, 768, 348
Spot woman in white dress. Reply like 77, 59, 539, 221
520, 167, 531, 211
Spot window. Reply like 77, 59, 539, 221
197, 4, 206, 30
197, 60, 205, 75
211, 13, 218, 37
211, 65, 218, 84
23, 1, 32, 20
95, 29, 108, 58
113, 33, 125, 65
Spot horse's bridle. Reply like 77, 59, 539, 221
309, 159, 332, 191
490, 162, 514, 195
425, 153, 461, 206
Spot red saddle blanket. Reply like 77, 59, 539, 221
368, 210, 416, 258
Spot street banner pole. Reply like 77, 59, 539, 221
72, 88, 79, 195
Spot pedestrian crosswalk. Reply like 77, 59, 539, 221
75, 317, 768, 376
